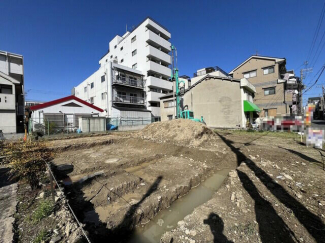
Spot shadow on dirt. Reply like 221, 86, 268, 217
0, 167, 17, 188
203, 213, 233, 243
237, 170, 296, 242
278, 146, 322, 165
216, 132, 325, 243
54, 163, 162, 242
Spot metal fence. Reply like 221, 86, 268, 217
28, 116, 154, 136
108, 117, 153, 127
29, 118, 80, 136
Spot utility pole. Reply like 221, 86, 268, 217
299, 67, 313, 115
320, 85, 325, 120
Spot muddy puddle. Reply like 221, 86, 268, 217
128, 168, 231, 243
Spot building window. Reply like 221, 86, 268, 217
120, 46, 123, 51
132, 63, 137, 69
90, 97, 94, 104
132, 49, 137, 56
264, 87, 276, 96
263, 66, 275, 75
264, 108, 277, 117
117, 91, 126, 98
91, 82, 94, 89
120, 59, 124, 63
129, 76, 137, 86
84, 87, 87, 92
101, 75, 105, 82
119, 73, 126, 81
114, 45, 117, 49
167, 115, 173, 120
164, 100, 175, 108
243, 70, 257, 79
0, 84, 12, 94
150, 102, 160, 107
130, 93, 137, 103
101, 93, 105, 100
131, 36, 136, 43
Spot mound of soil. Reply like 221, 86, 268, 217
137, 119, 216, 146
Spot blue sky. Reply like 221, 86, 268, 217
1, 0, 324, 104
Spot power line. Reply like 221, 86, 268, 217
310, 29, 325, 67
303, 65, 325, 95
304, 67, 321, 89
311, 39, 325, 68
306, 1, 325, 63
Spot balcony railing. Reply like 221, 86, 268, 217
113, 77, 144, 89
113, 95, 145, 105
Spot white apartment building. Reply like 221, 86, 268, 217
73, 17, 173, 121
0, 50, 24, 133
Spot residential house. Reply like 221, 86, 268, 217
160, 75, 260, 128
29, 95, 104, 133
0, 50, 24, 133
229, 55, 291, 117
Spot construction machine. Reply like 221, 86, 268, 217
171, 45, 205, 123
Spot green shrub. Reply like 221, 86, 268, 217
31, 200, 54, 223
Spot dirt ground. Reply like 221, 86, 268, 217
161, 130, 325, 243
47, 121, 325, 243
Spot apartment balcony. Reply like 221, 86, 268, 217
112, 94, 145, 105
147, 61, 171, 78
147, 76, 173, 90
146, 45, 171, 65
112, 77, 145, 90
240, 78, 256, 93
147, 91, 166, 102
145, 30, 171, 52
0, 94, 15, 110
145, 18, 171, 39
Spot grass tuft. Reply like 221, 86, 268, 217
33, 229, 51, 243
31, 200, 54, 223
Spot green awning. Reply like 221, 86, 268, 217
244, 100, 261, 112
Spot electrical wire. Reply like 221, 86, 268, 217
303, 65, 325, 95
304, 67, 322, 89
311, 39, 325, 68
310, 30, 325, 67
306, 1, 325, 63
303, 66, 324, 90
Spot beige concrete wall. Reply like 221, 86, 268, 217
160, 97, 175, 121
183, 78, 242, 128
232, 58, 290, 116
